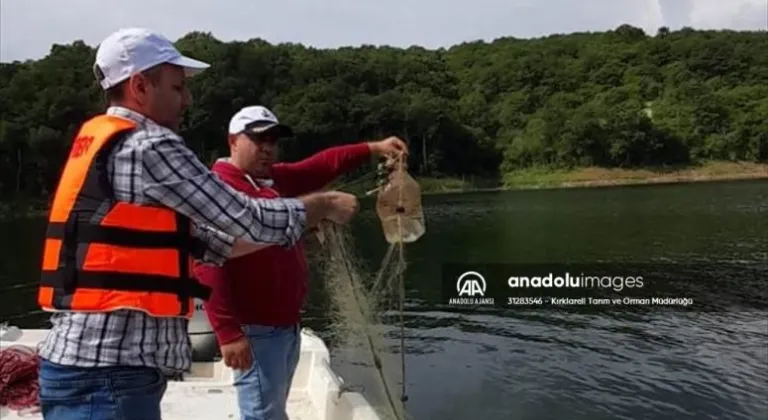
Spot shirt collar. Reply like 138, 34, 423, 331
245, 174, 275, 189
214, 157, 275, 188
105, 106, 157, 128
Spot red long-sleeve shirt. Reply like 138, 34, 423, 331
193, 143, 372, 345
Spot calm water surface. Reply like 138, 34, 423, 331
1, 180, 766, 420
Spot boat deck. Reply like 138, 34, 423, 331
136, 384, 315, 419
0, 384, 317, 420
0, 326, 382, 420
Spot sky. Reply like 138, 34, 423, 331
1, 0, 766, 62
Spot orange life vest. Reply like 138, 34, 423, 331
38, 114, 211, 318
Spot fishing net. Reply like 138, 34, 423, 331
0, 345, 41, 415
311, 154, 423, 420
313, 223, 407, 420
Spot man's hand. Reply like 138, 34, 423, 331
221, 336, 253, 370
369, 136, 408, 158
299, 191, 359, 227
324, 191, 359, 224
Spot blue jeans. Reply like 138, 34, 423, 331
38, 359, 167, 420
233, 324, 301, 420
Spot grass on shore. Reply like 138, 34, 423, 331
408, 161, 767, 195
502, 161, 767, 190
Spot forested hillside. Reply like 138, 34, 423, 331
1, 24, 766, 201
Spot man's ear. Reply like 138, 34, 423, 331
126, 73, 149, 105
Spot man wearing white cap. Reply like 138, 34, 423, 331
35, 27, 359, 420
194, 104, 407, 419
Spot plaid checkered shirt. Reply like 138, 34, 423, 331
37, 106, 307, 373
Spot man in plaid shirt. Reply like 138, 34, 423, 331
36, 27, 359, 420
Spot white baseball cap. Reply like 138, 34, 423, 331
93, 27, 210, 90
228, 106, 294, 138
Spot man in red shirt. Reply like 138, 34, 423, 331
193, 105, 407, 420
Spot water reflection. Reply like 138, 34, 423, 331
1, 180, 767, 420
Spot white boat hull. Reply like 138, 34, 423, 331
0, 325, 382, 420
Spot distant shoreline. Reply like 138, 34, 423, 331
414, 161, 768, 195
1, 162, 766, 219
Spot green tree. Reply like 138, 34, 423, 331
0, 25, 765, 201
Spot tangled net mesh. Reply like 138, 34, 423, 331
311, 220, 409, 420
0, 344, 41, 415
304, 154, 421, 420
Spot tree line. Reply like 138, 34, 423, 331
1, 24, 766, 201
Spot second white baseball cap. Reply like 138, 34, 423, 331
228, 105, 294, 138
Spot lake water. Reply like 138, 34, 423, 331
1, 179, 767, 420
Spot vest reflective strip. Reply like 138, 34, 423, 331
39, 272, 210, 300
99, 202, 180, 232
39, 287, 195, 318
45, 223, 188, 248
